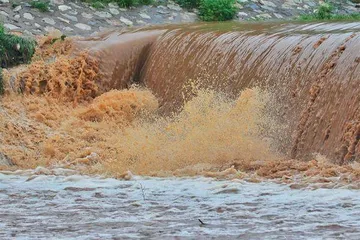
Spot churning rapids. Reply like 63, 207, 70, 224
1, 21, 360, 238
1, 173, 360, 239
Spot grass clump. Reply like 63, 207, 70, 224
199, 0, 237, 21
175, 0, 200, 9
90, 1, 106, 9
299, 2, 360, 21
30, 0, 50, 12
0, 24, 36, 68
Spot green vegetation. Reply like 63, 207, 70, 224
176, 0, 237, 21
0, 24, 36, 95
90, 1, 106, 9
299, 2, 360, 21
30, 0, 50, 12
0, 24, 36, 68
0, 67, 4, 95
199, 0, 237, 21
175, 0, 200, 9
82, 0, 153, 8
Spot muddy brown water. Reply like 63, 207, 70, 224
1, 21, 360, 239
74, 21, 360, 164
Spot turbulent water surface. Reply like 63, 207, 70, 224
0, 173, 360, 239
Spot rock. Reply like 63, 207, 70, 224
63, 26, 74, 32
48, 29, 63, 39
120, 17, 133, 26
58, 5, 71, 11
61, 13, 78, 22
0, 10, 8, 17
0, 153, 14, 166
94, 11, 112, 18
235, 3, 243, 9
281, 3, 293, 9
181, 12, 197, 22
50, 0, 64, 4
256, 13, 272, 19
68, 2, 81, 9
0, 0, 9, 3
139, 13, 151, 19
23, 13, 34, 20
34, 166, 52, 175
109, 8, 119, 15
167, 4, 182, 11
157, 9, 169, 14
261, 5, 275, 11
44, 26, 58, 32
136, 20, 146, 25
157, 5, 168, 10
260, 0, 277, 8
3, 23, 19, 30
274, 13, 283, 18
237, 11, 248, 17
81, 12, 93, 19
42, 17, 56, 25
34, 23, 41, 28
58, 17, 70, 24
249, 3, 260, 10
119, 8, 127, 12
75, 23, 91, 30
14, 14, 20, 19
106, 19, 121, 26
108, 3, 118, 8
13, 5, 22, 12
67, 10, 78, 15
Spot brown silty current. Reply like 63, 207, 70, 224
81, 22, 360, 164
1, 22, 360, 182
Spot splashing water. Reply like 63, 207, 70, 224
0, 82, 279, 177
1, 22, 360, 184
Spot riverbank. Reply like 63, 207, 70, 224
0, 0, 359, 36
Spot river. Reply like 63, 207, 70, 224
1, 172, 360, 239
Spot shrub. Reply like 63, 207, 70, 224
175, 0, 200, 9
298, 2, 360, 21
30, 0, 50, 12
91, 1, 105, 9
0, 24, 36, 68
199, 0, 237, 21
316, 3, 333, 19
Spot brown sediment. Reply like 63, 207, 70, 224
313, 36, 328, 49
33, 36, 73, 60
18, 52, 99, 103
1, 22, 360, 185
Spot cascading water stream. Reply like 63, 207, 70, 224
1, 22, 359, 176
